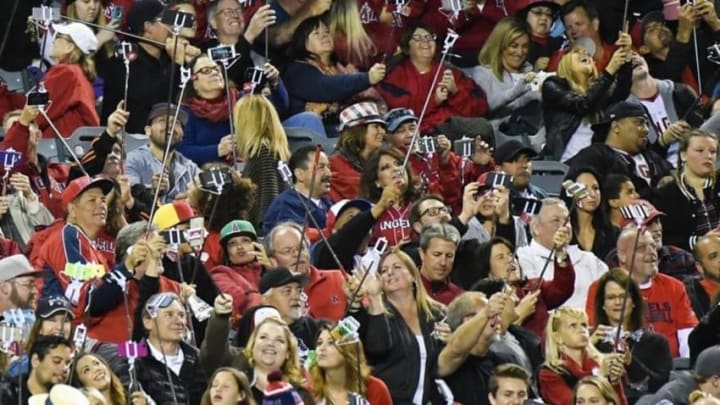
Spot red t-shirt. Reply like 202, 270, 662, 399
586, 272, 698, 357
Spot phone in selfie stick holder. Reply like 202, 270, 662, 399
709, 43, 720, 64
331, 316, 361, 345
245, 66, 266, 94
118, 340, 148, 394
454, 137, 473, 186
0, 148, 22, 195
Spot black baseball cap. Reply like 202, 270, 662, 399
36, 296, 74, 319
494, 139, 537, 164
259, 267, 308, 294
146, 103, 189, 127
591, 101, 647, 139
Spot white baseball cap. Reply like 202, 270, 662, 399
54, 23, 98, 55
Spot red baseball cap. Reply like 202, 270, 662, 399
619, 199, 665, 228
62, 176, 114, 207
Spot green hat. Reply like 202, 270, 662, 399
220, 220, 257, 245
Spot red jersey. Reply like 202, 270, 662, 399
586, 272, 698, 357
370, 203, 412, 247
329, 152, 362, 202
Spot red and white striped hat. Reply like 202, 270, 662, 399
338, 101, 386, 131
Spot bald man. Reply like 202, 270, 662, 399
690, 235, 720, 317
586, 226, 698, 358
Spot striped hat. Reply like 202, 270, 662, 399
338, 102, 386, 132
152, 201, 197, 231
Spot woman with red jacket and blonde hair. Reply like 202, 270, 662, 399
539, 308, 628, 405
36, 22, 100, 138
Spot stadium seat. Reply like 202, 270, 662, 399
125, 133, 148, 154
531, 160, 568, 196
58, 127, 103, 164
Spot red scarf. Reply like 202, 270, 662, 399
184, 89, 239, 123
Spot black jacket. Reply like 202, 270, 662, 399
364, 302, 445, 404
541, 66, 632, 160
135, 340, 208, 405
97, 44, 179, 133
655, 174, 720, 251
567, 144, 672, 201
0, 373, 30, 405
688, 302, 720, 367
596, 330, 672, 402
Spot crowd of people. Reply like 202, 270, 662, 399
2, 0, 720, 404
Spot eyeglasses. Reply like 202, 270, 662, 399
420, 206, 451, 217
529, 8, 554, 17
411, 34, 437, 43
195, 66, 221, 75
218, 8, 243, 17
13, 280, 35, 289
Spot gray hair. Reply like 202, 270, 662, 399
263, 221, 308, 257
207, 0, 240, 24
530, 197, 567, 238
115, 221, 158, 264
419, 222, 461, 251
447, 292, 486, 331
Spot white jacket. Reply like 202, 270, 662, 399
517, 240, 608, 309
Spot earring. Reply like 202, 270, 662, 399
375, 182, 381, 188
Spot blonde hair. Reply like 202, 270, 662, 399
327, 0, 376, 67
61, 38, 98, 82
378, 248, 446, 322
243, 318, 304, 387
66, 3, 114, 57
233, 95, 291, 162
544, 308, 601, 374
557, 48, 598, 95
310, 325, 371, 400
478, 18, 530, 80
573, 376, 621, 405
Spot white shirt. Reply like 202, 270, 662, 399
518, 241, 608, 308
639, 94, 679, 167
147, 340, 184, 376
561, 121, 594, 163
413, 335, 428, 405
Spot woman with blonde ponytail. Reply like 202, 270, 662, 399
656, 129, 720, 251
35, 22, 100, 138
327, 0, 377, 69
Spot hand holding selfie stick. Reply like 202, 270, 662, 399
533, 180, 588, 290
32, 86, 91, 177
613, 203, 650, 352
402, 29, 459, 170
456, 137, 473, 187
343, 239, 388, 318
382, 0, 407, 62
207, 46, 243, 170
277, 159, 347, 273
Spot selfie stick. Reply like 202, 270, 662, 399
144, 67, 192, 234
59, 16, 166, 47
612, 204, 649, 351
277, 160, 347, 273
533, 181, 588, 290
402, 29, 459, 170
382, 0, 407, 62
37, 106, 90, 177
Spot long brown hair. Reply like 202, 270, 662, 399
310, 324, 371, 400
70, 352, 126, 405
358, 147, 421, 203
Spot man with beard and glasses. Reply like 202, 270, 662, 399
0, 255, 39, 314
126, 102, 198, 204
262, 145, 333, 237
626, 53, 704, 168
493, 140, 547, 201
568, 101, 672, 200
586, 226, 698, 358
0, 335, 73, 404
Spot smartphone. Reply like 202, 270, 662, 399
511, 197, 542, 216
162, 228, 186, 246
27, 91, 49, 106
453, 137, 475, 156
31, 7, 61, 22
0, 149, 22, 170
160, 9, 196, 29
414, 136, 438, 154
441, 0, 473, 11
115, 41, 137, 60
484, 172, 513, 188
208, 45, 236, 62
111, 5, 123, 20
199, 168, 232, 193
245, 66, 266, 87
